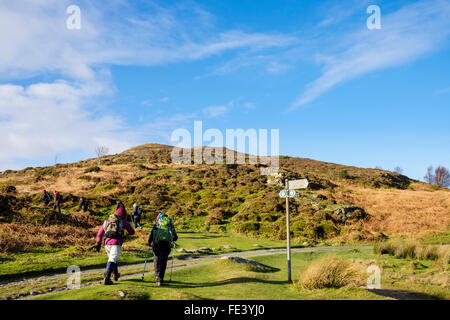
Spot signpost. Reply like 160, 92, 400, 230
280, 178, 308, 283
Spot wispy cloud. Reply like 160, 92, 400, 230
434, 87, 450, 95
202, 101, 234, 118
289, 0, 450, 110
0, 1, 297, 81
0, 0, 298, 169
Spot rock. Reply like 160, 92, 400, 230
4, 296, 11, 300
222, 245, 234, 249
119, 291, 127, 299
333, 206, 366, 222
177, 248, 187, 253
30, 291, 38, 296
302, 241, 311, 247
252, 244, 261, 247
220, 256, 269, 271
198, 247, 211, 252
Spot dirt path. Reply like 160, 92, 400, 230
1, 245, 372, 300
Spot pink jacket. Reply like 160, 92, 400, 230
96, 206, 135, 246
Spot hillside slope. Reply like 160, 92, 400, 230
0, 143, 449, 252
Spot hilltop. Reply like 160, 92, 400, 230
1, 143, 449, 253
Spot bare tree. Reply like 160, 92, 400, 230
424, 165, 450, 187
435, 166, 450, 187
95, 145, 109, 165
394, 166, 403, 174
424, 166, 434, 184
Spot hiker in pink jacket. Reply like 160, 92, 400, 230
95, 200, 135, 285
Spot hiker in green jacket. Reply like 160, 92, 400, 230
147, 213, 178, 286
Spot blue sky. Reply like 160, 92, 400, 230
0, 0, 449, 181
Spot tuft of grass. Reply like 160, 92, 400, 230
375, 240, 449, 269
297, 256, 363, 289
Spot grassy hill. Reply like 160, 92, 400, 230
1, 143, 449, 254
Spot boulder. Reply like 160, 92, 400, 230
332, 206, 366, 223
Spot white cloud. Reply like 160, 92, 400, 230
202, 101, 234, 118
289, 0, 450, 110
0, 1, 297, 81
0, 0, 298, 169
0, 79, 133, 170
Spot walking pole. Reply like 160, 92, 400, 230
141, 246, 150, 281
170, 242, 176, 282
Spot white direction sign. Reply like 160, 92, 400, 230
288, 179, 309, 190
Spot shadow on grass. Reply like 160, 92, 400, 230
124, 277, 287, 288
367, 288, 440, 300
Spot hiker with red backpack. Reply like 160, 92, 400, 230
147, 212, 178, 286
53, 190, 62, 214
95, 200, 135, 285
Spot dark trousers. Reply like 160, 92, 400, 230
153, 242, 171, 282
53, 201, 61, 214
132, 215, 141, 228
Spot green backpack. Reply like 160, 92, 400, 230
155, 216, 173, 243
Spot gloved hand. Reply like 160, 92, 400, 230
95, 242, 101, 252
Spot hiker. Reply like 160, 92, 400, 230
42, 190, 51, 207
147, 212, 178, 286
79, 196, 89, 212
95, 200, 135, 285
53, 190, 62, 214
131, 203, 143, 228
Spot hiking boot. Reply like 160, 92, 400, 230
114, 272, 120, 282
103, 272, 114, 285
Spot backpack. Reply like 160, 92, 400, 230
154, 216, 173, 243
103, 214, 124, 239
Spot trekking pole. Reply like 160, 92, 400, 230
170, 242, 176, 282
141, 246, 150, 281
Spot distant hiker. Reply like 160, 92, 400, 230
131, 203, 143, 228
95, 201, 135, 285
147, 213, 178, 286
53, 190, 62, 214
42, 190, 51, 206
79, 196, 89, 212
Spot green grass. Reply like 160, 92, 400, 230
32, 247, 449, 300
32, 249, 383, 300
0, 232, 287, 280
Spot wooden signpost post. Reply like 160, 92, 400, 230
280, 178, 309, 283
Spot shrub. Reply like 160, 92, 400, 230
233, 221, 260, 234
210, 207, 231, 220
338, 170, 350, 179
0, 183, 16, 194
205, 216, 222, 226
297, 256, 363, 289
84, 166, 101, 173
